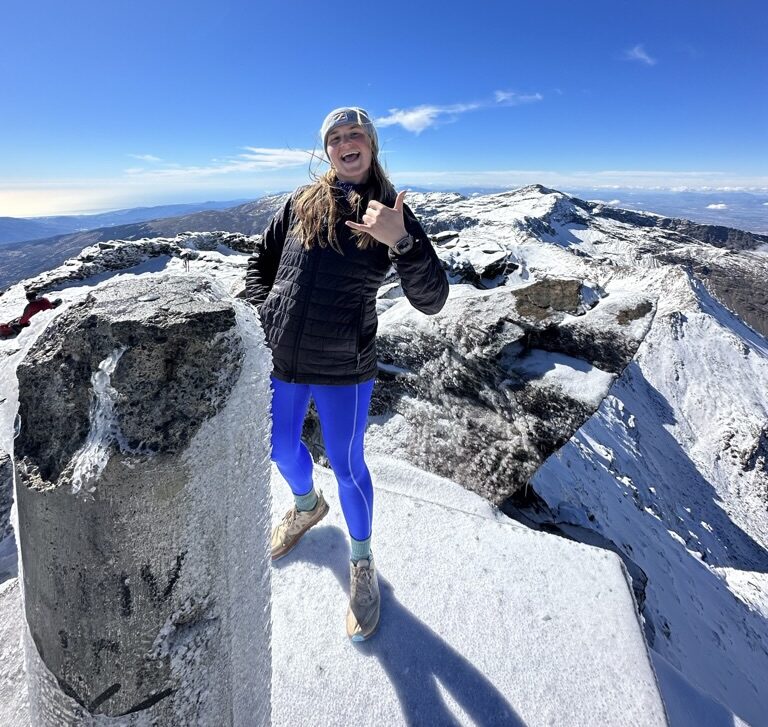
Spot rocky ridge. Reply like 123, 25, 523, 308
0, 196, 285, 291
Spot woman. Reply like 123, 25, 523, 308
245, 107, 448, 641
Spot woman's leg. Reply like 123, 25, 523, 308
269, 376, 315, 502
310, 379, 375, 552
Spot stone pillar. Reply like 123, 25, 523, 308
14, 276, 272, 726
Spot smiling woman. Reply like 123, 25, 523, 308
325, 123, 373, 185
245, 106, 449, 642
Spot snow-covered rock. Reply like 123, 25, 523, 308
365, 279, 653, 503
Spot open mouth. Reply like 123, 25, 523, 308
341, 152, 360, 163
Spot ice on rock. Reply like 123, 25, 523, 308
70, 347, 127, 494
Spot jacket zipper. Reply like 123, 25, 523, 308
290, 250, 322, 382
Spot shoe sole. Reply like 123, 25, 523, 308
348, 607, 380, 641
350, 623, 378, 642
271, 501, 329, 560
349, 621, 379, 643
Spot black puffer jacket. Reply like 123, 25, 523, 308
245, 189, 448, 385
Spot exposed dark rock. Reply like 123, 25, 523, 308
28, 232, 260, 296
431, 231, 461, 244
176, 231, 259, 254
217, 232, 260, 254
617, 301, 654, 325
588, 204, 768, 251
438, 250, 519, 289
528, 319, 646, 375
16, 276, 243, 487
0, 452, 12, 541
743, 426, 768, 476
365, 281, 654, 502
443, 254, 482, 286
404, 193, 479, 235
526, 217, 557, 238
515, 278, 583, 321
655, 250, 768, 338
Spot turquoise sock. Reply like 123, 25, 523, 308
294, 488, 318, 512
350, 536, 372, 563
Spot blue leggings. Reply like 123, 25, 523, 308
269, 376, 375, 541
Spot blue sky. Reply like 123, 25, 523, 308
1, 0, 766, 216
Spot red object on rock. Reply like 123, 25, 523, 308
19, 297, 55, 326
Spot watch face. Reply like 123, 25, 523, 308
396, 235, 414, 254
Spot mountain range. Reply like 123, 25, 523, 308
0, 200, 252, 247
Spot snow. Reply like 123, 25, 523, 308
530, 276, 768, 725
269, 455, 668, 727
0, 579, 26, 724
69, 347, 127, 494
503, 348, 615, 408
651, 651, 750, 727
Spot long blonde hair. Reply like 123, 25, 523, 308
291, 145, 396, 254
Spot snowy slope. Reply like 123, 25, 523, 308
528, 273, 768, 726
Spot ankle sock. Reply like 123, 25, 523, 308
350, 536, 372, 563
294, 488, 319, 512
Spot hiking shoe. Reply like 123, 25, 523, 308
346, 554, 380, 641
270, 490, 329, 560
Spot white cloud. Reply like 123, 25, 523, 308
376, 91, 542, 133
128, 154, 163, 162
239, 147, 317, 169
376, 103, 480, 133
624, 45, 657, 66
124, 147, 315, 179
494, 90, 544, 105
706, 203, 728, 209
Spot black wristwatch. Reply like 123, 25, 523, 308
392, 233, 415, 256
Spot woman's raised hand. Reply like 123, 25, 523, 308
345, 190, 408, 249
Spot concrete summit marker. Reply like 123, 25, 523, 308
13, 276, 272, 726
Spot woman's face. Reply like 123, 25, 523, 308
326, 123, 373, 184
